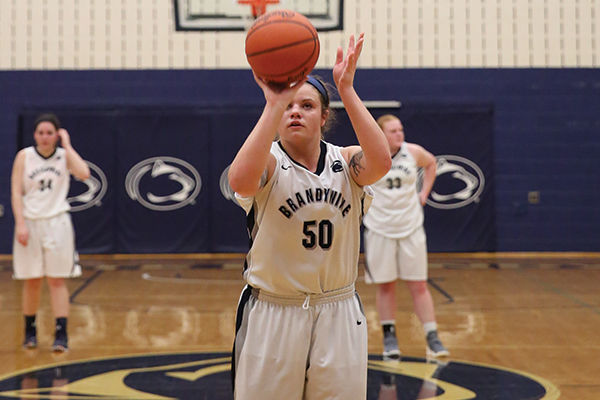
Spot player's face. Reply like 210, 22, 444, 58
33, 121, 59, 151
278, 84, 327, 142
382, 118, 405, 151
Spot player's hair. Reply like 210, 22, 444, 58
376, 114, 400, 131
306, 75, 336, 135
307, 75, 329, 107
34, 113, 61, 132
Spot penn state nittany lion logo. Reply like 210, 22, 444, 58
421, 155, 486, 210
68, 160, 107, 212
219, 165, 236, 202
0, 353, 559, 399
125, 156, 201, 211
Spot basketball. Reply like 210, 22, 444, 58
245, 10, 320, 85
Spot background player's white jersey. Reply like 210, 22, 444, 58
363, 144, 423, 238
236, 141, 372, 296
21, 146, 71, 219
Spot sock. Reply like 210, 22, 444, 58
382, 321, 396, 335
24, 315, 36, 335
55, 317, 68, 337
423, 321, 437, 335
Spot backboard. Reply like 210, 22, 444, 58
173, 0, 343, 31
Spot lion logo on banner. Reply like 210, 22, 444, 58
419, 155, 486, 210
125, 156, 201, 211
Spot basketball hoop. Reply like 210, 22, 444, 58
238, 0, 279, 18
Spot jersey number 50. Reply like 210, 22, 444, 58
302, 220, 333, 249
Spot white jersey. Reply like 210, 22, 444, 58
236, 141, 373, 296
363, 144, 423, 238
21, 146, 71, 219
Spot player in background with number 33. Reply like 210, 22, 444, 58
363, 114, 449, 360
228, 33, 391, 400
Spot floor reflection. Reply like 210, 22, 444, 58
16, 367, 69, 399
374, 360, 448, 400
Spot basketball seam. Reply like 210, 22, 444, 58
246, 19, 318, 49
249, 41, 319, 79
246, 37, 317, 58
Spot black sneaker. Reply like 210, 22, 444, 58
426, 330, 449, 358
23, 332, 37, 349
52, 333, 69, 353
382, 331, 401, 360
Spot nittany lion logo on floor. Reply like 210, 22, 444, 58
0, 352, 558, 399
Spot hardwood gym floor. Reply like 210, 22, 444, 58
0, 253, 598, 399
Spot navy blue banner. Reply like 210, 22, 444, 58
19, 111, 118, 253
207, 109, 264, 252
113, 110, 211, 253
18, 104, 494, 253
327, 104, 496, 252
398, 104, 495, 251
19, 109, 217, 253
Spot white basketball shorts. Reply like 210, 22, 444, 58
233, 284, 368, 400
363, 226, 428, 283
13, 212, 81, 279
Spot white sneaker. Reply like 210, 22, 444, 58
70, 263, 82, 278
383, 331, 401, 360
426, 331, 449, 358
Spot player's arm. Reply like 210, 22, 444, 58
11, 150, 28, 246
334, 34, 391, 186
227, 107, 278, 198
228, 73, 305, 197
408, 143, 437, 206
58, 128, 90, 181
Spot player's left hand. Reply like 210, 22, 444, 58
57, 128, 71, 148
333, 33, 365, 90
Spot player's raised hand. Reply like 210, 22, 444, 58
57, 128, 71, 148
333, 33, 365, 90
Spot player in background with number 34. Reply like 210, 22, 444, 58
227, 34, 391, 400
11, 113, 89, 352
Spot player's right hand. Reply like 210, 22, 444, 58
253, 71, 307, 107
16, 223, 29, 246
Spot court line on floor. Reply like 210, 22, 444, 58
428, 277, 455, 304
70, 270, 103, 303
140, 273, 406, 286
140, 273, 457, 305
141, 272, 243, 285
526, 274, 600, 316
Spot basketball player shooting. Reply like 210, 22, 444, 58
228, 32, 392, 399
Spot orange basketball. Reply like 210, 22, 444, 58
245, 10, 320, 85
